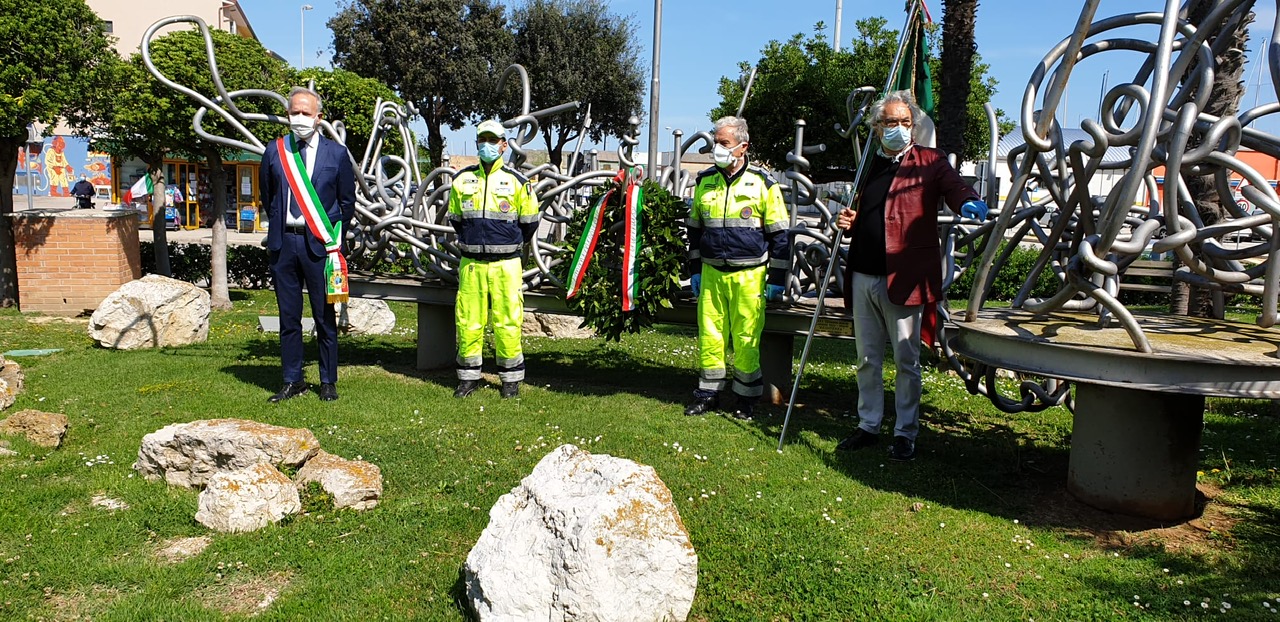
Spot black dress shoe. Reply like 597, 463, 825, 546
683, 395, 718, 416
268, 381, 309, 403
500, 381, 520, 399
319, 383, 338, 401
835, 428, 879, 452
888, 436, 916, 461
454, 379, 481, 398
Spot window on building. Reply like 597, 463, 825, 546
102, 20, 113, 33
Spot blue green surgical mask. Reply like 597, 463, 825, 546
478, 142, 501, 163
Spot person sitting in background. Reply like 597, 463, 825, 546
71, 175, 95, 209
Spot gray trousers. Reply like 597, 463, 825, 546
850, 272, 924, 441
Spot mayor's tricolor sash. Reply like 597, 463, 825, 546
565, 167, 644, 311
277, 135, 348, 303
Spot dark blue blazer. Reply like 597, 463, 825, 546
260, 134, 356, 257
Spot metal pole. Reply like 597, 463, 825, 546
24, 147, 33, 211
778, 0, 921, 451
646, 0, 662, 178
834, 0, 843, 53
300, 4, 313, 68
1097, 70, 1108, 119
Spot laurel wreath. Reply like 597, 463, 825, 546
555, 179, 689, 341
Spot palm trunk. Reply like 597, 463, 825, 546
937, 0, 978, 165
1179, 1, 1252, 318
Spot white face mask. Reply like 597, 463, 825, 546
713, 144, 739, 169
290, 113, 317, 140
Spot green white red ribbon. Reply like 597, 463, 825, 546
277, 135, 348, 303
565, 168, 644, 311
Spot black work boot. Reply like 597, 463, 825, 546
454, 379, 481, 398
731, 396, 755, 420
683, 394, 719, 416
500, 381, 520, 399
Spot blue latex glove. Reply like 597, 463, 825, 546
766, 284, 785, 301
690, 273, 702, 297
961, 200, 989, 221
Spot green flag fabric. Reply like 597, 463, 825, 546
891, 5, 936, 118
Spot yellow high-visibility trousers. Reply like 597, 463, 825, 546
696, 264, 766, 398
456, 257, 525, 382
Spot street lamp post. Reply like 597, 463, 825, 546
647, 0, 662, 179
300, 4, 313, 68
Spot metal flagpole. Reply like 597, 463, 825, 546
777, 0, 922, 451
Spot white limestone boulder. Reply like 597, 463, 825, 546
464, 444, 697, 622
522, 312, 595, 339
89, 274, 210, 349
337, 299, 396, 336
294, 450, 382, 510
195, 463, 301, 533
0, 355, 22, 411
0, 409, 69, 448
134, 419, 320, 488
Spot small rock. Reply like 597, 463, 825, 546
294, 450, 382, 510
155, 536, 212, 563
195, 463, 301, 533
337, 299, 397, 335
522, 312, 595, 339
91, 494, 129, 511
911, 502, 925, 512
0, 409, 69, 448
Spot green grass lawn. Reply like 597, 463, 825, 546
1, 290, 1278, 621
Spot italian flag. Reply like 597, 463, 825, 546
122, 175, 153, 204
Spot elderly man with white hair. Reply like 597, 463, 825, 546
834, 90, 988, 461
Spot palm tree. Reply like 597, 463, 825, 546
937, 0, 978, 165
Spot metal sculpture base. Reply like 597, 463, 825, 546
952, 308, 1280, 521
1068, 383, 1203, 520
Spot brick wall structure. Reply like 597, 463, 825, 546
9, 209, 142, 315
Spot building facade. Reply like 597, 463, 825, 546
19, 1, 268, 230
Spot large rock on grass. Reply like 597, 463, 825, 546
89, 274, 210, 349
134, 419, 320, 488
195, 463, 301, 533
0, 409, 69, 448
522, 312, 595, 339
337, 299, 397, 336
464, 444, 697, 622
294, 450, 382, 510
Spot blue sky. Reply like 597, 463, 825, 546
237, 0, 1280, 156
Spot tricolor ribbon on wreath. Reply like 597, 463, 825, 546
564, 166, 644, 311
276, 135, 349, 303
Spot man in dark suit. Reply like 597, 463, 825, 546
259, 86, 356, 403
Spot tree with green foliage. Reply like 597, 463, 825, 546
509, 0, 645, 169
0, 0, 116, 308
141, 28, 292, 309
87, 56, 184, 277
297, 67, 404, 165
712, 18, 1007, 172
329, 0, 511, 168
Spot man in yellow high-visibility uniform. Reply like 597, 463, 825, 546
448, 120, 540, 399
685, 115, 790, 419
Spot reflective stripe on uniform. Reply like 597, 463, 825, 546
701, 253, 770, 268
458, 243, 521, 255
